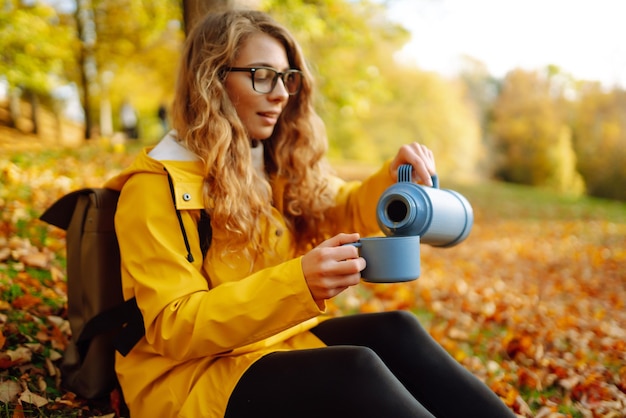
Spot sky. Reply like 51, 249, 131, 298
384, 0, 626, 88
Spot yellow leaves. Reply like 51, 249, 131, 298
504, 333, 535, 361
1, 235, 56, 272
368, 282, 416, 310
10, 294, 42, 311
491, 380, 520, 407
329, 282, 418, 315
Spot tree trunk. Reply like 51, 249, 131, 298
7, 88, 20, 129
74, 0, 94, 140
99, 71, 114, 137
29, 91, 39, 135
182, 0, 234, 35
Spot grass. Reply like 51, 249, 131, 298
457, 179, 626, 222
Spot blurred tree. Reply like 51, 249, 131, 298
0, 0, 73, 133
64, 0, 183, 139
96, 0, 180, 134
572, 83, 626, 200
491, 68, 584, 193
371, 68, 484, 180
457, 56, 500, 177
262, 0, 409, 161
458, 56, 499, 131
261, 0, 483, 180
0, 0, 184, 140
73, 0, 96, 138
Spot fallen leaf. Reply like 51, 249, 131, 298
18, 388, 48, 407
6, 347, 32, 364
45, 357, 57, 376
11, 402, 25, 418
0, 379, 21, 403
0, 247, 10, 261
11, 294, 43, 310
47, 349, 62, 362
20, 252, 50, 269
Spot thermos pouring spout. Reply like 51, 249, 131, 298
376, 165, 474, 247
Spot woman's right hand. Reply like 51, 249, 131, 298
301, 233, 365, 303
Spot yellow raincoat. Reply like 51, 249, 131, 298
104, 138, 395, 417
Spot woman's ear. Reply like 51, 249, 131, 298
218, 67, 229, 81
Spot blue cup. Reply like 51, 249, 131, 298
347, 235, 420, 283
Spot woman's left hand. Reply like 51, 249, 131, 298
389, 142, 436, 186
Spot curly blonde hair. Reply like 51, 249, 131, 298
171, 9, 335, 257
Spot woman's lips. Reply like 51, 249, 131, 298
258, 111, 280, 124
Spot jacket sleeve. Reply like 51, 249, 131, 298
115, 173, 322, 361
324, 160, 395, 236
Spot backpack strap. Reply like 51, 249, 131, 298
114, 298, 146, 355
198, 210, 212, 259
76, 297, 145, 357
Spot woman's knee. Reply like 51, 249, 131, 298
331, 346, 382, 371
371, 310, 426, 336
381, 309, 419, 325
324, 346, 395, 383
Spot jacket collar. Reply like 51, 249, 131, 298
148, 131, 199, 162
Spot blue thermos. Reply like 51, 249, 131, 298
376, 164, 473, 247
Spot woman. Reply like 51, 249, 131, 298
104, 9, 515, 418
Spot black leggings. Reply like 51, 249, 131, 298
225, 311, 515, 418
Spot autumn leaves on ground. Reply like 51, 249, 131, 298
1, 136, 626, 417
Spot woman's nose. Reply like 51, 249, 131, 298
269, 78, 290, 101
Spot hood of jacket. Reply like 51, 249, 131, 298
105, 133, 206, 212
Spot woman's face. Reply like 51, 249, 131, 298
224, 32, 291, 141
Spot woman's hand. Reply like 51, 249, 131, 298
301, 233, 365, 303
389, 143, 436, 186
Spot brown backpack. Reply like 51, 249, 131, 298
40, 188, 210, 402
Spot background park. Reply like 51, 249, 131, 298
1, 0, 625, 416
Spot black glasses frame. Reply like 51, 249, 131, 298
227, 66, 303, 95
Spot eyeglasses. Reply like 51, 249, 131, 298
226, 67, 302, 95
